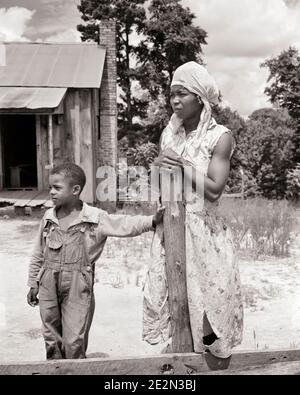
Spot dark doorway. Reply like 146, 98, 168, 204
0, 115, 37, 189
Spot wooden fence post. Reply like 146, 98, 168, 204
161, 168, 194, 353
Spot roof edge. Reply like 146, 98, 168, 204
1, 41, 103, 46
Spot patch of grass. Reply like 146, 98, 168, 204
243, 285, 262, 309
243, 282, 281, 309
219, 198, 298, 258
22, 328, 42, 340
289, 342, 300, 349
261, 285, 281, 300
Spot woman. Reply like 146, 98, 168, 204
143, 61, 243, 359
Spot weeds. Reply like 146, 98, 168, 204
220, 198, 299, 258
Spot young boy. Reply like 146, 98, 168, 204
27, 163, 164, 360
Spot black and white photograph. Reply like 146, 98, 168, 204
0, 0, 300, 377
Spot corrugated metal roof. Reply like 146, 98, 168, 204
0, 43, 106, 88
0, 87, 67, 109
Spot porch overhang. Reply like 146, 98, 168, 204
0, 87, 67, 114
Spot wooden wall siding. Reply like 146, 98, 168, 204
73, 91, 81, 165
35, 116, 44, 192
0, 88, 97, 201
52, 115, 62, 165
37, 89, 95, 202
63, 89, 76, 164
48, 115, 54, 168
39, 113, 67, 191
63, 89, 95, 203
38, 115, 50, 191
91, 89, 99, 201
78, 89, 94, 204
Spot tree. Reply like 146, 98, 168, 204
135, 0, 207, 106
286, 163, 300, 202
212, 106, 256, 195
77, 0, 147, 140
140, 96, 170, 144
245, 109, 295, 199
261, 47, 300, 162
77, 0, 208, 145
261, 47, 300, 120
213, 106, 296, 198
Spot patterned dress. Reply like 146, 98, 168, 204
143, 118, 243, 358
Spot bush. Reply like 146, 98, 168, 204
244, 117, 296, 199
219, 198, 298, 258
286, 163, 300, 202
127, 142, 158, 170
227, 167, 261, 197
116, 142, 159, 206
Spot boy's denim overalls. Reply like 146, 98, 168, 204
28, 203, 154, 359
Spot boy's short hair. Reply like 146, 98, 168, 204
51, 163, 86, 192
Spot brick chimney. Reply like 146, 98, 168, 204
98, 20, 117, 168
98, 21, 117, 211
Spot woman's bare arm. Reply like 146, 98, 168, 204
200, 133, 232, 201
154, 133, 233, 202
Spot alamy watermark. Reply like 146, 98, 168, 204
95, 158, 204, 206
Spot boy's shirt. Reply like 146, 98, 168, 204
28, 202, 154, 288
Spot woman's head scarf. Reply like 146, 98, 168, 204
171, 61, 220, 105
166, 61, 222, 150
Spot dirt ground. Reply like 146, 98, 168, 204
1, 211, 300, 362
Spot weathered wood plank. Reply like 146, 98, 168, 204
53, 100, 64, 115
91, 88, 99, 202
1, 350, 300, 375
40, 115, 49, 191
35, 115, 43, 192
72, 90, 81, 165
161, 167, 193, 353
0, 108, 63, 115
27, 191, 49, 207
14, 191, 40, 207
28, 199, 47, 208
201, 361, 300, 375
48, 115, 54, 169
0, 190, 33, 204
63, 90, 75, 163
79, 89, 94, 204
0, 192, 18, 204
52, 115, 61, 165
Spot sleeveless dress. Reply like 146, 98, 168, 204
143, 118, 243, 358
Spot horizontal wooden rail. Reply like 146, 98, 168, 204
1, 349, 300, 375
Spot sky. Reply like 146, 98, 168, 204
0, 0, 299, 116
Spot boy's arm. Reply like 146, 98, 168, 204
97, 211, 155, 238
27, 220, 45, 288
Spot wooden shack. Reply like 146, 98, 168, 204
0, 21, 117, 209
